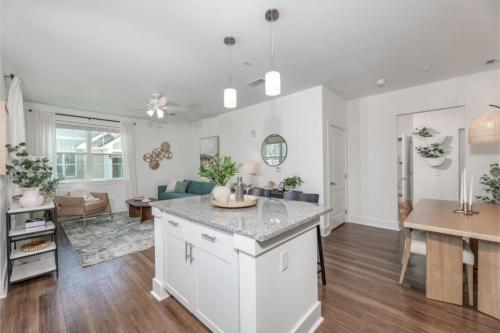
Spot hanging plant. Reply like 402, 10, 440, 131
415, 144, 444, 158
412, 127, 435, 138
476, 163, 500, 204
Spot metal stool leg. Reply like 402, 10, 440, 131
316, 225, 326, 286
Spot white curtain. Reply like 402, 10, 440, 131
6, 76, 26, 146
120, 121, 137, 197
25, 109, 57, 169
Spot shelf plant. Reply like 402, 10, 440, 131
412, 127, 435, 138
476, 163, 500, 204
415, 144, 444, 158
283, 175, 303, 191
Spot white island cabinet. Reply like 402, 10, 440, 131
150, 196, 332, 333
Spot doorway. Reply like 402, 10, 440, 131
328, 125, 346, 231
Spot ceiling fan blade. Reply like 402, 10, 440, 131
166, 106, 190, 113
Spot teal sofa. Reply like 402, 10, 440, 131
158, 180, 215, 201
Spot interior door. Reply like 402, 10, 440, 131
328, 126, 346, 230
165, 231, 193, 310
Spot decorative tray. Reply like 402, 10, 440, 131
21, 240, 49, 252
210, 195, 258, 209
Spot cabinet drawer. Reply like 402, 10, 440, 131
191, 223, 234, 255
164, 214, 192, 237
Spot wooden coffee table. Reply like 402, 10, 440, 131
126, 198, 158, 222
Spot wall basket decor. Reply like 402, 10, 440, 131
413, 127, 447, 168
143, 141, 173, 170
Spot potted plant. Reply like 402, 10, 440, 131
283, 176, 303, 191
40, 177, 63, 199
412, 127, 434, 138
199, 155, 240, 202
5, 143, 54, 208
415, 144, 446, 167
476, 163, 500, 204
413, 126, 445, 145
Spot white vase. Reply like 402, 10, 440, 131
426, 157, 446, 168
212, 185, 231, 202
19, 187, 45, 208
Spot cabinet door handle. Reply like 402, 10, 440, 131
189, 243, 194, 263
168, 220, 179, 226
185, 241, 189, 262
201, 233, 216, 242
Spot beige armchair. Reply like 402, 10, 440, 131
55, 192, 113, 227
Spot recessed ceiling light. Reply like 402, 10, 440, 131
376, 78, 386, 87
485, 58, 499, 65
424, 65, 432, 72
242, 60, 253, 66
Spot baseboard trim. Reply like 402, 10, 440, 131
151, 278, 169, 302
347, 215, 400, 231
291, 301, 323, 333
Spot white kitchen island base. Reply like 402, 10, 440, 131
150, 196, 331, 333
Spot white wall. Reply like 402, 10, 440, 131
185, 87, 325, 195
0, 0, 8, 298
347, 69, 500, 230
134, 121, 191, 198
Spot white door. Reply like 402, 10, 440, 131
192, 244, 239, 333
165, 231, 193, 310
328, 126, 346, 230
401, 135, 412, 203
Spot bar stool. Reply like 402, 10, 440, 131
247, 187, 272, 198
283, 191, 326, 286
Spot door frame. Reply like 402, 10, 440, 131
325, 123, 348, 235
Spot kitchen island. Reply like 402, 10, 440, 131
150, 195, 332, 333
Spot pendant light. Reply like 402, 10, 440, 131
469, 104, 500, 144
223, 36, 237, 109
265, 8, 281, 96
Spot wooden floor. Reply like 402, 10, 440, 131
1, 223, 498, 333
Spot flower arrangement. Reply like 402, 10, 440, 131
283, 175, 303, 190
476, 163, 500, 204
198, 155, 240, 186
5, 143, 55, 188
415, 144, 444, 158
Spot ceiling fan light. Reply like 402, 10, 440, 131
224, 88, 237, 109
265, 71, 281, 96
146, 109, 155, 117
157, 109, 165, 119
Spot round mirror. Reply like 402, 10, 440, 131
261, 134, 287, 167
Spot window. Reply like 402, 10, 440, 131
56, 125, 123, 181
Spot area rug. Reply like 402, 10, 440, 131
60, 212, 154, 267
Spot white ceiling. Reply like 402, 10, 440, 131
2, 0, 499, 121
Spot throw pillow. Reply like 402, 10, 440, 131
173, 181, 188, 193
166, 179, 183, 192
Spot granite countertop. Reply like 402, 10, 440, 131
150, 195, 333, 242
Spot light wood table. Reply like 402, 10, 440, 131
404, 199, 500, 319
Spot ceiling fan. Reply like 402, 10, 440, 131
135, 93, 189, 119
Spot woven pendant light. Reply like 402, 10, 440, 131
469, 105, 500, 144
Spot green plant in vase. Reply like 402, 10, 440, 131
476, 163, 500, 204
199, 155, 240, 202
5, 143, 60, 207
283, 175, 303, 191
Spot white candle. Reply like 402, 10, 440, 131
459, 169, 464, 204
463, 169, 467, 207
469, 174, 474, 210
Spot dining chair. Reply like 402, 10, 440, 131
283, 191, 326, 286
247, 187, 272, 198
398, 200, 474, 306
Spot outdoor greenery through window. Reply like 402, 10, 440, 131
56, 125, 123, 181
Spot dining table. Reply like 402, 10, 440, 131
404, 199, 500, 320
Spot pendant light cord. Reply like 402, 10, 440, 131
270, 14, 275, 70
227, 42, 232, 87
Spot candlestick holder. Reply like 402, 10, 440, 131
453, 202, 479, 215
